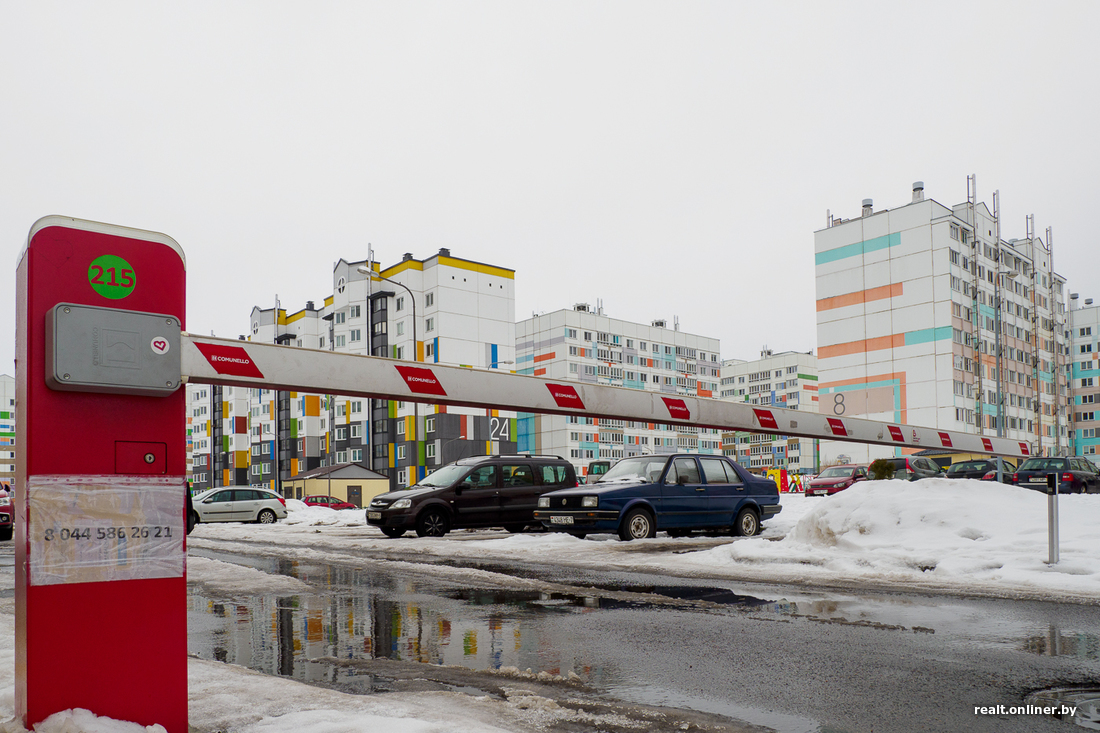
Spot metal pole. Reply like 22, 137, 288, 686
994, 191, 1005, 483
1048, 472, 1060, 564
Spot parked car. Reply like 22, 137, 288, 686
366, 454, 579, 538
941, 459, 1015, 481
878, 456, 942, 481
190, 487, 287, 526
303, 495, 358, 510
0, 486, 11, 541
1009, 457, 1100, 494
533, 454, 781, 541
806, 465, 868, 496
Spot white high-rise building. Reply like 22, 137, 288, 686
815, 179, 1070, 464
187, 249, 517, 496
515, 304, 722, 479
719, 349, 819, 474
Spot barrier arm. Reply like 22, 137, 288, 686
181, 334, 1031, 460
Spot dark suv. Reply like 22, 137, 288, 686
366, 455, 579, 538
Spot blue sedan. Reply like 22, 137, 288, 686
534, 454, 782, 541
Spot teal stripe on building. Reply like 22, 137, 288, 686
904, 326, 953, 346
815, 233, 901, 266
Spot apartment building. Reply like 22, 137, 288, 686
515, 305, 722, 479
1067, 295, 1100, 464
815, 179, 1070, 464
0, 375, 14, 488
188, 249, 517, 494
718, 349, 819, 474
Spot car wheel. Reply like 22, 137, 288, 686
734, 507, 759, 537
380, 527, 405, 539
0, 526, 11, 542
618, 508, 656, 541
503, 524, 528, 533
257, 509, 277, 524
416, 509, 450, 538
187, 511, 199, 535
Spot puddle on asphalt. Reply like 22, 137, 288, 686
187, 549, 793, 696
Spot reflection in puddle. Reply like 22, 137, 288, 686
1022, 625, 1100, 661
186, 553, 787, 694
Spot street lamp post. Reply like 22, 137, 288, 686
357, 265, 418, 489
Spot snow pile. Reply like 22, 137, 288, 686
187, 556, 313, 595
280, 499, 366, 527
696, 478, 1100, 597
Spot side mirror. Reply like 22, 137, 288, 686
202, 498, 213, 504
455, 481, 472, 494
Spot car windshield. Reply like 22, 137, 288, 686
1018, 458, 1068, 472
947, 462, 983, 474
597, 457, 669, 484
413, 464, 470, 488
817, 467, 854, 478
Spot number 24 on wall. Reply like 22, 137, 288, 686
89, 265, 135, 288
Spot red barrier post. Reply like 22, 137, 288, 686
15, 217, 187, 730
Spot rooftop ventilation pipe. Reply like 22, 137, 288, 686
862, 199, 873, 217
912, 181, 924, 202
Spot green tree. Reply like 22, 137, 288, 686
868, 459, 896, 481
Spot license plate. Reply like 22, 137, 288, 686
368, 512, 382, 519
550, 515, 574, 525
1028, 478, 1046, 484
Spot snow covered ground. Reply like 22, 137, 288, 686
2, 478, 1097, 732
196, 479, 1100, 603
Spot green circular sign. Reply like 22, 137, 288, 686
88, 254, 137, 299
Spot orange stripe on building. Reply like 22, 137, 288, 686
533, 352, 555, 363
534, 368, 546, 376
804, 385, 818, 392
817, 333, 905, 359
817, 283, 903, 312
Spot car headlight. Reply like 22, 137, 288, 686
581, 496, 598, 508
0, 498, 11, 507
538, 497, 550, 508
391, 499, 412, 510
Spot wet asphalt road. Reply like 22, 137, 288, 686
187, 542, 1100, 733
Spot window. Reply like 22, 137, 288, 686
425, 417, 435, 432
396, 296, 404, 312
566, 328, 577, 339
397, 445, 406, 460
335, 335, 346, 348
426, 292, 435, 307
351, 401, 362, 413
426, 443, 436, 459
397, 421, 405, 435
426, 317, 435, 332
335, 312, 346, 324
350, 329, 361, 342
350, 449, 362, 462
349, 305, 361, 318
373, 322, 386, 335
425, 342, 435, 358
335, 427, 347, 441
396, 321, 404, 336
350, 424, 362, 438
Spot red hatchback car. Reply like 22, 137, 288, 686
805, 465, 868, 497
303, 495, 358, 510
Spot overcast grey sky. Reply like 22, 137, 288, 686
3, 1, 1098, 377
